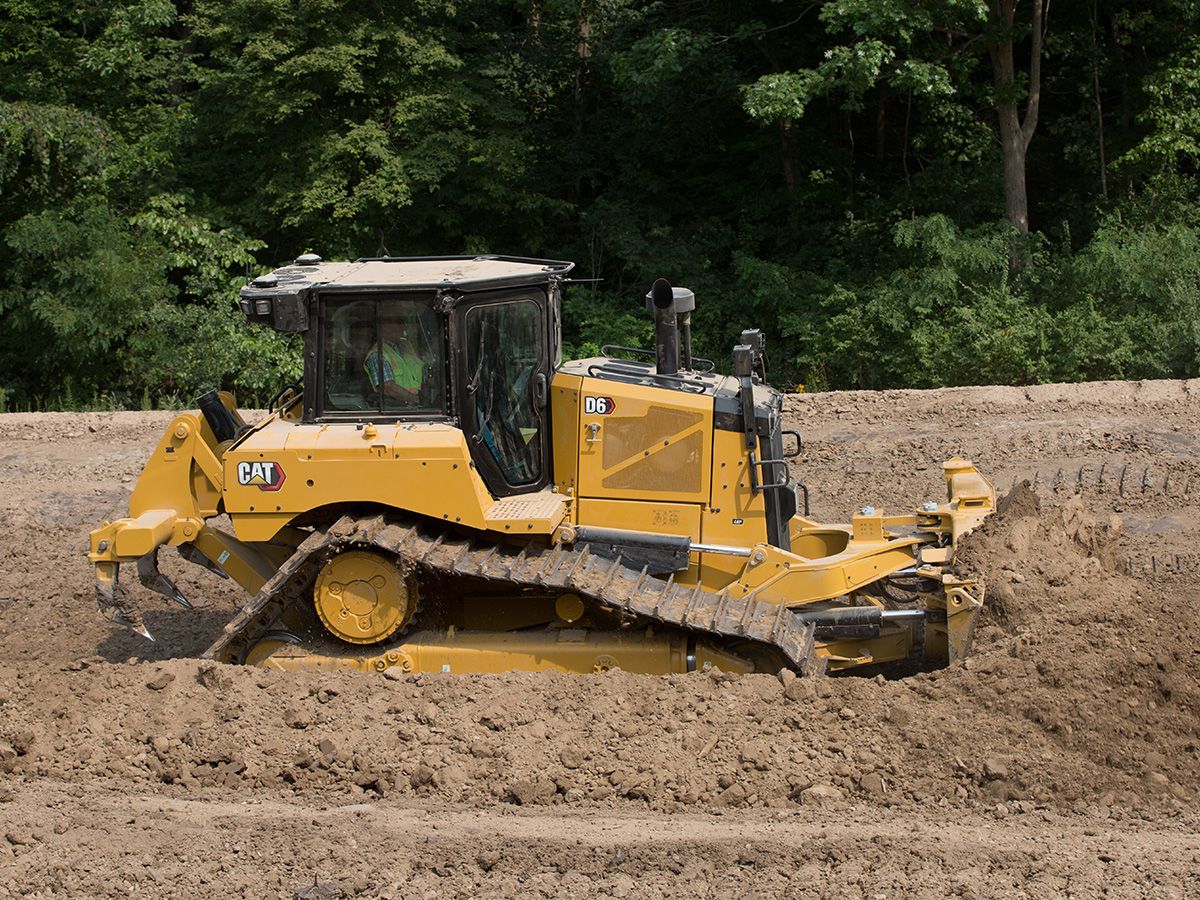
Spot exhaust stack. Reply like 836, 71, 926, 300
675, 288, 696, 369
649, 278, 679, 376
197, 389, 245, 444
645, 281, 696, 374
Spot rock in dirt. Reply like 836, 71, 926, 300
507, 778, 557, 805
740, 740, 773, 771
800, 784, 845, 806
715, 783, 747, 806
983, 758, 1009, 781
146, 672, 175, 691
196, 663, 232, 691
284, 708, 311, 729
859, 772, 886, 796
410, 764, 436, 788
293, 880, 343, 900
10, 732, 33, 755
559, 747, 585, 769
783, 678, 811, 702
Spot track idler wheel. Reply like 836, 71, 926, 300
313, 550, 418, 644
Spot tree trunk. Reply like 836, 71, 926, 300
779, 120, 800, 238
875, 81, 888, 166
996, 104, 1030, 232
987, 0, 1045, 234
1089, 0, 1108, 199
570, 2, 592, 205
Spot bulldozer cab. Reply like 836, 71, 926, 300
239, 255, 573, 496
321, 296, 444, 414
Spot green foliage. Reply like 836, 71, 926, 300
561, 287, 654, 361
1, 0, 1199, 412
0, 102, 112, 212
1, 201, 168, 374
725, 218, 1051, 390
124, 195, 299, 404
719, 209, 1200, 391
1048, 221, 1200, 379
1120, 37, 1200, 173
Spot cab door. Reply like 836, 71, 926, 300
455, 292, 552, 496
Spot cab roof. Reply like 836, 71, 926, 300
245, 255, 574, 296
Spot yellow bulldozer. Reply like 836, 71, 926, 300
89, 255, 994, 676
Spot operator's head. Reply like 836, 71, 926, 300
349, 318, 374, 346
381, 303, 423, 345
380, 317, 408, 344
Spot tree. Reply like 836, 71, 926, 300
742, 0, 1050, 232
987, 0, 1046, 233
2, 0, 1200, 405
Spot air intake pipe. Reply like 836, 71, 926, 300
649, 278, 679, 376
196, 389, 245, 444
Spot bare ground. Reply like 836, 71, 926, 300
1, 379, 1198, 898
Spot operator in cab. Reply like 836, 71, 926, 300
364, 314, 424, 405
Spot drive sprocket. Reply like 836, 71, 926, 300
312, 549, 419, 644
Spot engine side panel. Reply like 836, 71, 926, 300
550, 372, 582, 504
575, 376, 712, 504
223, 418, 498, 541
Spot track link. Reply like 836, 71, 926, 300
203, 515, 819, 672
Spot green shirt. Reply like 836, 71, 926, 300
364, 340, 422, 391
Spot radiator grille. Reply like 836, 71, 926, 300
601, 431, 703, 494
602, 408, 703, 469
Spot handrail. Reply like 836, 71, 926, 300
600, 344, 717, 373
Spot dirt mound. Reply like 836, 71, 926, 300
0, 656, 1012, 812
956, 479, 1125, 622
943, 483, 1199, 804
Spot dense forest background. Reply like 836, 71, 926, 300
2, 0, 1200, 409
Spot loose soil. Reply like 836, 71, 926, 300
1, 379, 1198, 898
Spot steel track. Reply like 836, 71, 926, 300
203, 514, 819, 672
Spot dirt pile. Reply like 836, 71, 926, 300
945, 484, 1200, 803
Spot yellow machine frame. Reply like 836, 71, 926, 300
89, 257, 995, 675
91, 383, 993, 673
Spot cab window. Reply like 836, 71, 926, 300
463, 300, 546, 487
321, 296, 444, 415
